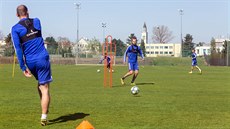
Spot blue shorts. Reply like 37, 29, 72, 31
128, 62, 139, 71
192, 61, 197, 66
26, 57, 52, 85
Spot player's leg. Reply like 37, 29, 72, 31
121, 63, 134, 85
36, 57, 53, 126
189, 61, 195, 73
189, 66, 194, 73
39, 83, 50, 126
131, 63, 139, 85
195, 65, 202, 73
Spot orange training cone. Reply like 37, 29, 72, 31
76, 120, 95, 129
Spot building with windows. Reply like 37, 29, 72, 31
145, 43, 181, 57
195, 44, 211, 56
141, 23, 181, 57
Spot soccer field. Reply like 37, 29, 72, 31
0, 64, 230, 129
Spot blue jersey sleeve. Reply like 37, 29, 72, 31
123, 46, 130, 62
11, 27, 27, 71
138, 46, 144, 59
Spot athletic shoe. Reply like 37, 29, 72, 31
189, 71, 193, 74
41, 119, 48, 126
130, 82, 136, 86
120, 78, 125, 85
199, 70, 202, 75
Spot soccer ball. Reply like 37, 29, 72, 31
97, 69, 100, 73
131, 86, 139, 95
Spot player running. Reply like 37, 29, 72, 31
11, 5, 52, 126
189, 49, 202, 74
121, 36, 144, 85
99, 53, 114, 72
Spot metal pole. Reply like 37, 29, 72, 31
74, 3, 80, 64
178, 9, 183, 57
102, 23, 106, 43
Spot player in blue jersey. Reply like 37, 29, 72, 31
189, 49, 202, 74
99, 53, 114, 72
11, 5, 52, 126
121, 36, 144, 85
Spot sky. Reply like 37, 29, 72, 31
0, 0, 229, 43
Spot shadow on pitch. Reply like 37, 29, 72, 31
112, 82, 154, 88
48, 112, 90, 125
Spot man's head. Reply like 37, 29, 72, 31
131, 36, 137, 45
192, 49, 195, 53
16, 5, 29, 18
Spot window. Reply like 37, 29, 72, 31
155, 51, 159, 54
151, 51, 154, 54
151, 46, 154, 49
160, 46, 163, 49
164, 46, 168, 49
197, 49, 199, 54
164, 51, 168, 54
203, 49, 206, 54
169, 51, 173, 54
169, 46, 173, 49
160, 51, 163, 54
155, 46, 159, 49
146, 46, 150, 49
207, 49, 210, 54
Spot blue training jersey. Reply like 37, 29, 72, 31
123, 45, 144, 63
100, 55, 111, 63
11, 18, 49, 71
191, 52, 197, 62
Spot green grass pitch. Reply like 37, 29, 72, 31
0, 64, 230, 129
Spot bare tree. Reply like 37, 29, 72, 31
152, 25, 174, 43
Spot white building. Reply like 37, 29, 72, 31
141, 22, 148, 44
72, 38, 89, 54
145, 43, 181, 57
195, 44, 211, 56
215, 38, 229, 52
0, 40, 6, 46
141, 23, 181, 57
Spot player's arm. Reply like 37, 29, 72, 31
138, 46, 144, 60
123, 46, 129, 63
11, 27, 32, 77
11, 27, 27, 71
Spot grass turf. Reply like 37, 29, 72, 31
0, 64, 230, 129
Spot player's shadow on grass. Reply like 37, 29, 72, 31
112, 82, 154, 88
48, 112, 89, 125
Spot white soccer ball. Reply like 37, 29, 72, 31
97, 69, 100, 72
131, 86, 139, 95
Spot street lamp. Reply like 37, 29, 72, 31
102, 23, 106, 43
74, 2, 81, 64
178, 9, 184, 57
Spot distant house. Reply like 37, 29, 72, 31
72, 38, 90, 54
215, 38, 229, 52
145, 43, 181, 57
195, 44, 211, 56
0, 40, 6, 56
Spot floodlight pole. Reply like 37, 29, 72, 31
178, 9, 184, 57
102, 23, 106, 43
74, 2, 81, 64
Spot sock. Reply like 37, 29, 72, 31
131, 74, 137, 83
41, 114, 47, 120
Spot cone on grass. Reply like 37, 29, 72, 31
76, 120, 95, 129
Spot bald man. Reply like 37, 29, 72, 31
11, 5, 52, 126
